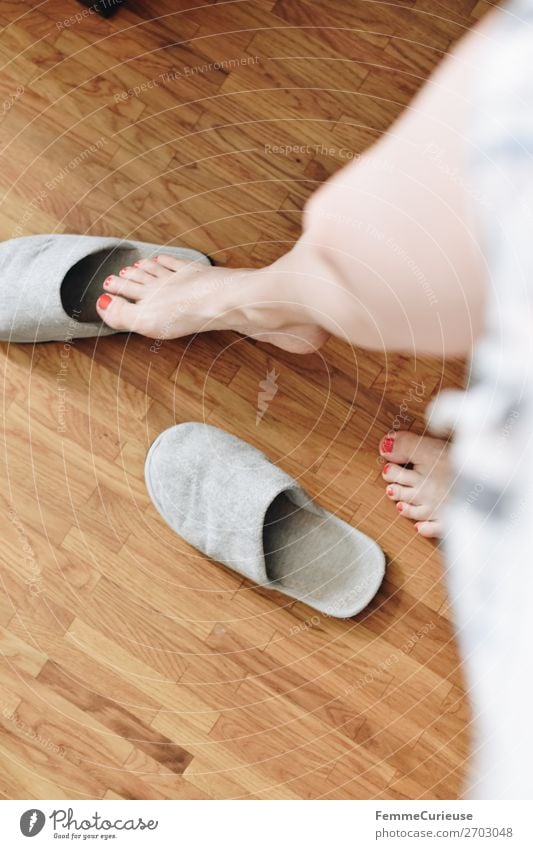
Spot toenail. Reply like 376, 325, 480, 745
119, 268, 127, 276
381, 435, 395, 454
133, 261, 140, 267
383, 463, 390, 474
386, 486, 394, 496
153, 255, 159, 260
397, 502, 404, 512
98, 294, 112, 310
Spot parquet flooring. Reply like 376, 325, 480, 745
0, 0, 492, 799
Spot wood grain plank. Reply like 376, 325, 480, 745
0, 0, 478, 799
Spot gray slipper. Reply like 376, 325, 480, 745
145, 423, 386, 618
0, 234, 211, 343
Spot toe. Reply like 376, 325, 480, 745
154, 254, 184, 271
415, 520, 443, 539
156, 253, 203, 272
117, 265, 158, 286
379, 430, 422, 463
396, 502, 432, 521
379, 429, 447, 469
386, 484, 419, 504
96, 293, 138, 331
382, 463, 419, 486
134, 258, 164, 276
103, 275, 145, 301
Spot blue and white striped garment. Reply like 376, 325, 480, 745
429, 0, 533, 799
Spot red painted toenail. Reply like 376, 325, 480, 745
98, 294, 112, 310
381, 436, 395, 454
383, 463, 390, 474
153, 255, 159, 260
386, 486, 394, 496
397, 503, 404, 512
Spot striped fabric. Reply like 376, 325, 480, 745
429, 0, 533, 799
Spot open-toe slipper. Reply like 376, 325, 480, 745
145, 423, 386, 618
0, 233, 211, 343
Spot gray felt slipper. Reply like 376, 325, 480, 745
145, 423, 386, 618
0, 234, 211, 343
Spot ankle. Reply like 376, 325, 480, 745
218, 257, 320, 336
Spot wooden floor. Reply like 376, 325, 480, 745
0, 0, 491, 800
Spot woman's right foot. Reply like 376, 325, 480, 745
96, 254, 329, 353
379, 430, 451, 538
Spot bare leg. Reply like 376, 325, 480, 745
96, 13, 497, 359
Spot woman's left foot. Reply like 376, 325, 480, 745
379, 430, 450, 538
96, 254, 328, 353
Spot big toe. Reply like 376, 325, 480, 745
96, 293, 137, 332
379, 430, 432, 465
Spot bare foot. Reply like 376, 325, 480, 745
95, 254, 328, 354
379, 430, 450, 538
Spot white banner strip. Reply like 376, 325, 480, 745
1, 800, 531, 848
